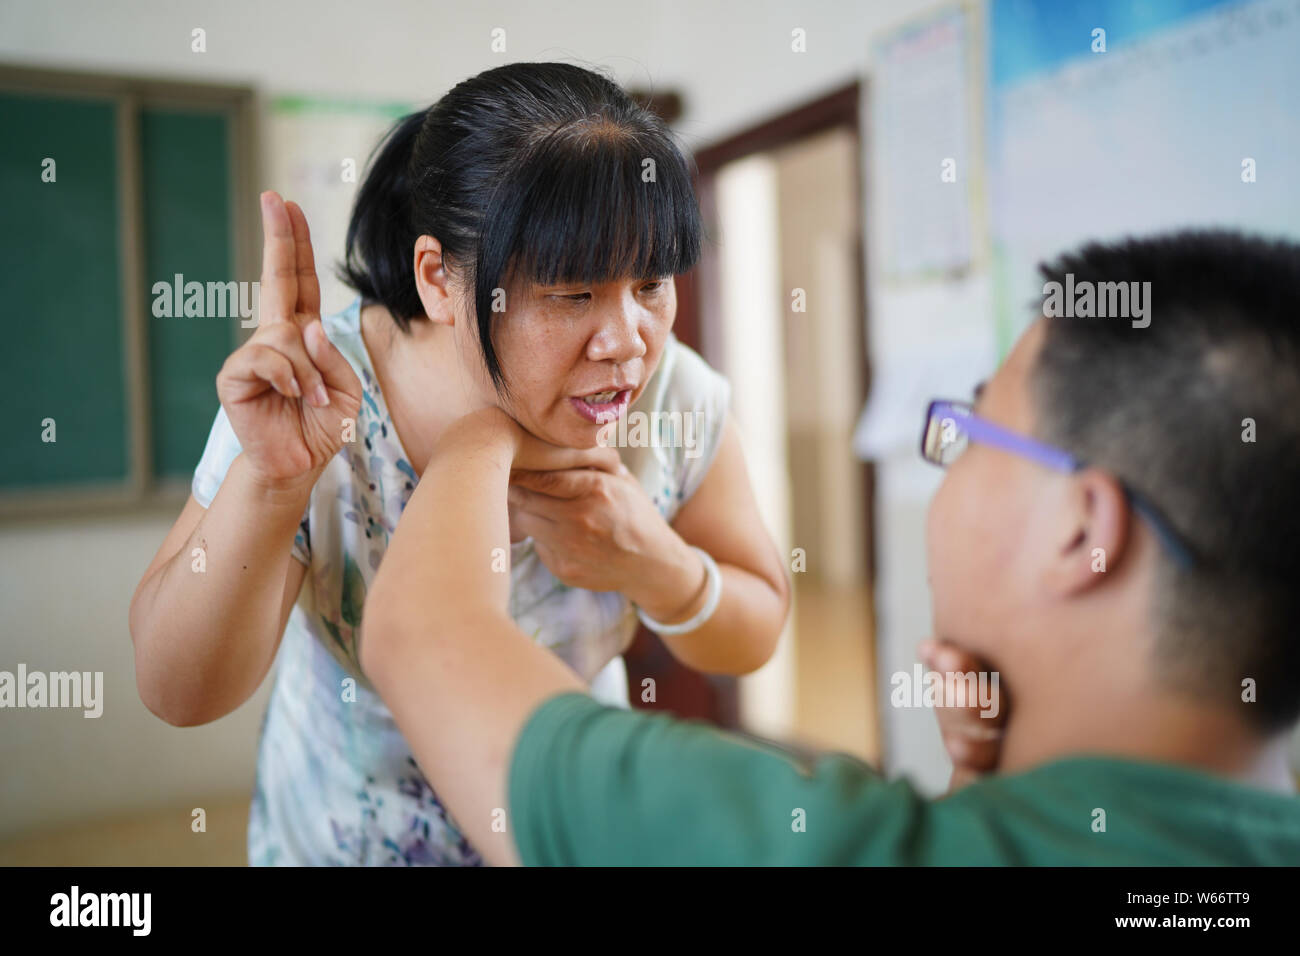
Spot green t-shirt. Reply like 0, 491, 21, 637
508, 692, 1300, 865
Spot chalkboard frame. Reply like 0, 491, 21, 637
0, 65, 260, 523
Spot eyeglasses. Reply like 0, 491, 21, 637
920, 399, 1198, 569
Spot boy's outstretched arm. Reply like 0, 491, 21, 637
360, 407, 929, 867
360, 408, 585, 867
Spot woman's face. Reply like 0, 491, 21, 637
456, 273, 678, 449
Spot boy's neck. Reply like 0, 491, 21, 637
997, 674, 1296, 794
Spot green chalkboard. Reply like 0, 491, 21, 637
0, 91, 237, 495
0, 92, 128, 488
139, 107, 235, 480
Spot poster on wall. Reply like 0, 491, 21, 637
987, 0, 1300, 353
872, 4, 983, 284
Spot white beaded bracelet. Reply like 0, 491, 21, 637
635, 546, 722, 636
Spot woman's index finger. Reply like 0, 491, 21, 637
285, 200, 321, 318
259, 191, 298, 324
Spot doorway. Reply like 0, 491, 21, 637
652, 82, 880, 760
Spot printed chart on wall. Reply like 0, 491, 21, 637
266, 97, 418, 318
855, 3, 991, 466
988, 0, 1300, 355
873, 4, 982, 284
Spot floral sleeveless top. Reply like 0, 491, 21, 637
191, 297, 731, 865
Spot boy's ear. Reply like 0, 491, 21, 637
1043, 468, 1130, 597
413, 234, 455, 327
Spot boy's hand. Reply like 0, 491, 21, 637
511, 430, 624, 475
438, 407, 619, 474
217, 192, 363, 490
919, 638, 1007, 792
506, 428, 626, 544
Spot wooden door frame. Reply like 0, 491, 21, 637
690, 79, 875, 582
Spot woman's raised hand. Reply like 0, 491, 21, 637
217, 192, 363, 488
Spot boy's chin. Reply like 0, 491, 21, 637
930, 606, 990, 656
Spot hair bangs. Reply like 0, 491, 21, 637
486, 125, 703, 295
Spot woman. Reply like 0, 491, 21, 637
128, 61, 790, 865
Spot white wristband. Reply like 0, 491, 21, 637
635, 546, 722, 636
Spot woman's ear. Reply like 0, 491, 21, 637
1043, 467, 1130, 597
413, 234, 455, 327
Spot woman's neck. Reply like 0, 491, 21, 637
359, 302, 482, 477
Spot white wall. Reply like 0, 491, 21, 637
0, 0, 935, 152
0, 0, 944, 835
0, 511, 273, 838
865, 279, 994, 794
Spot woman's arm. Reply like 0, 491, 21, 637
360, 408, 585, 867
129, 470, 313, 726
649, 415, 790, 673
129, 192, 361, 727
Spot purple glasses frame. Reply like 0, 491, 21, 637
921, 399, 1197, 569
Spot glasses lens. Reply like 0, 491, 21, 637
923, 404, 968, 466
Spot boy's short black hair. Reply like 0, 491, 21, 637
1030, 230, 1300, 732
